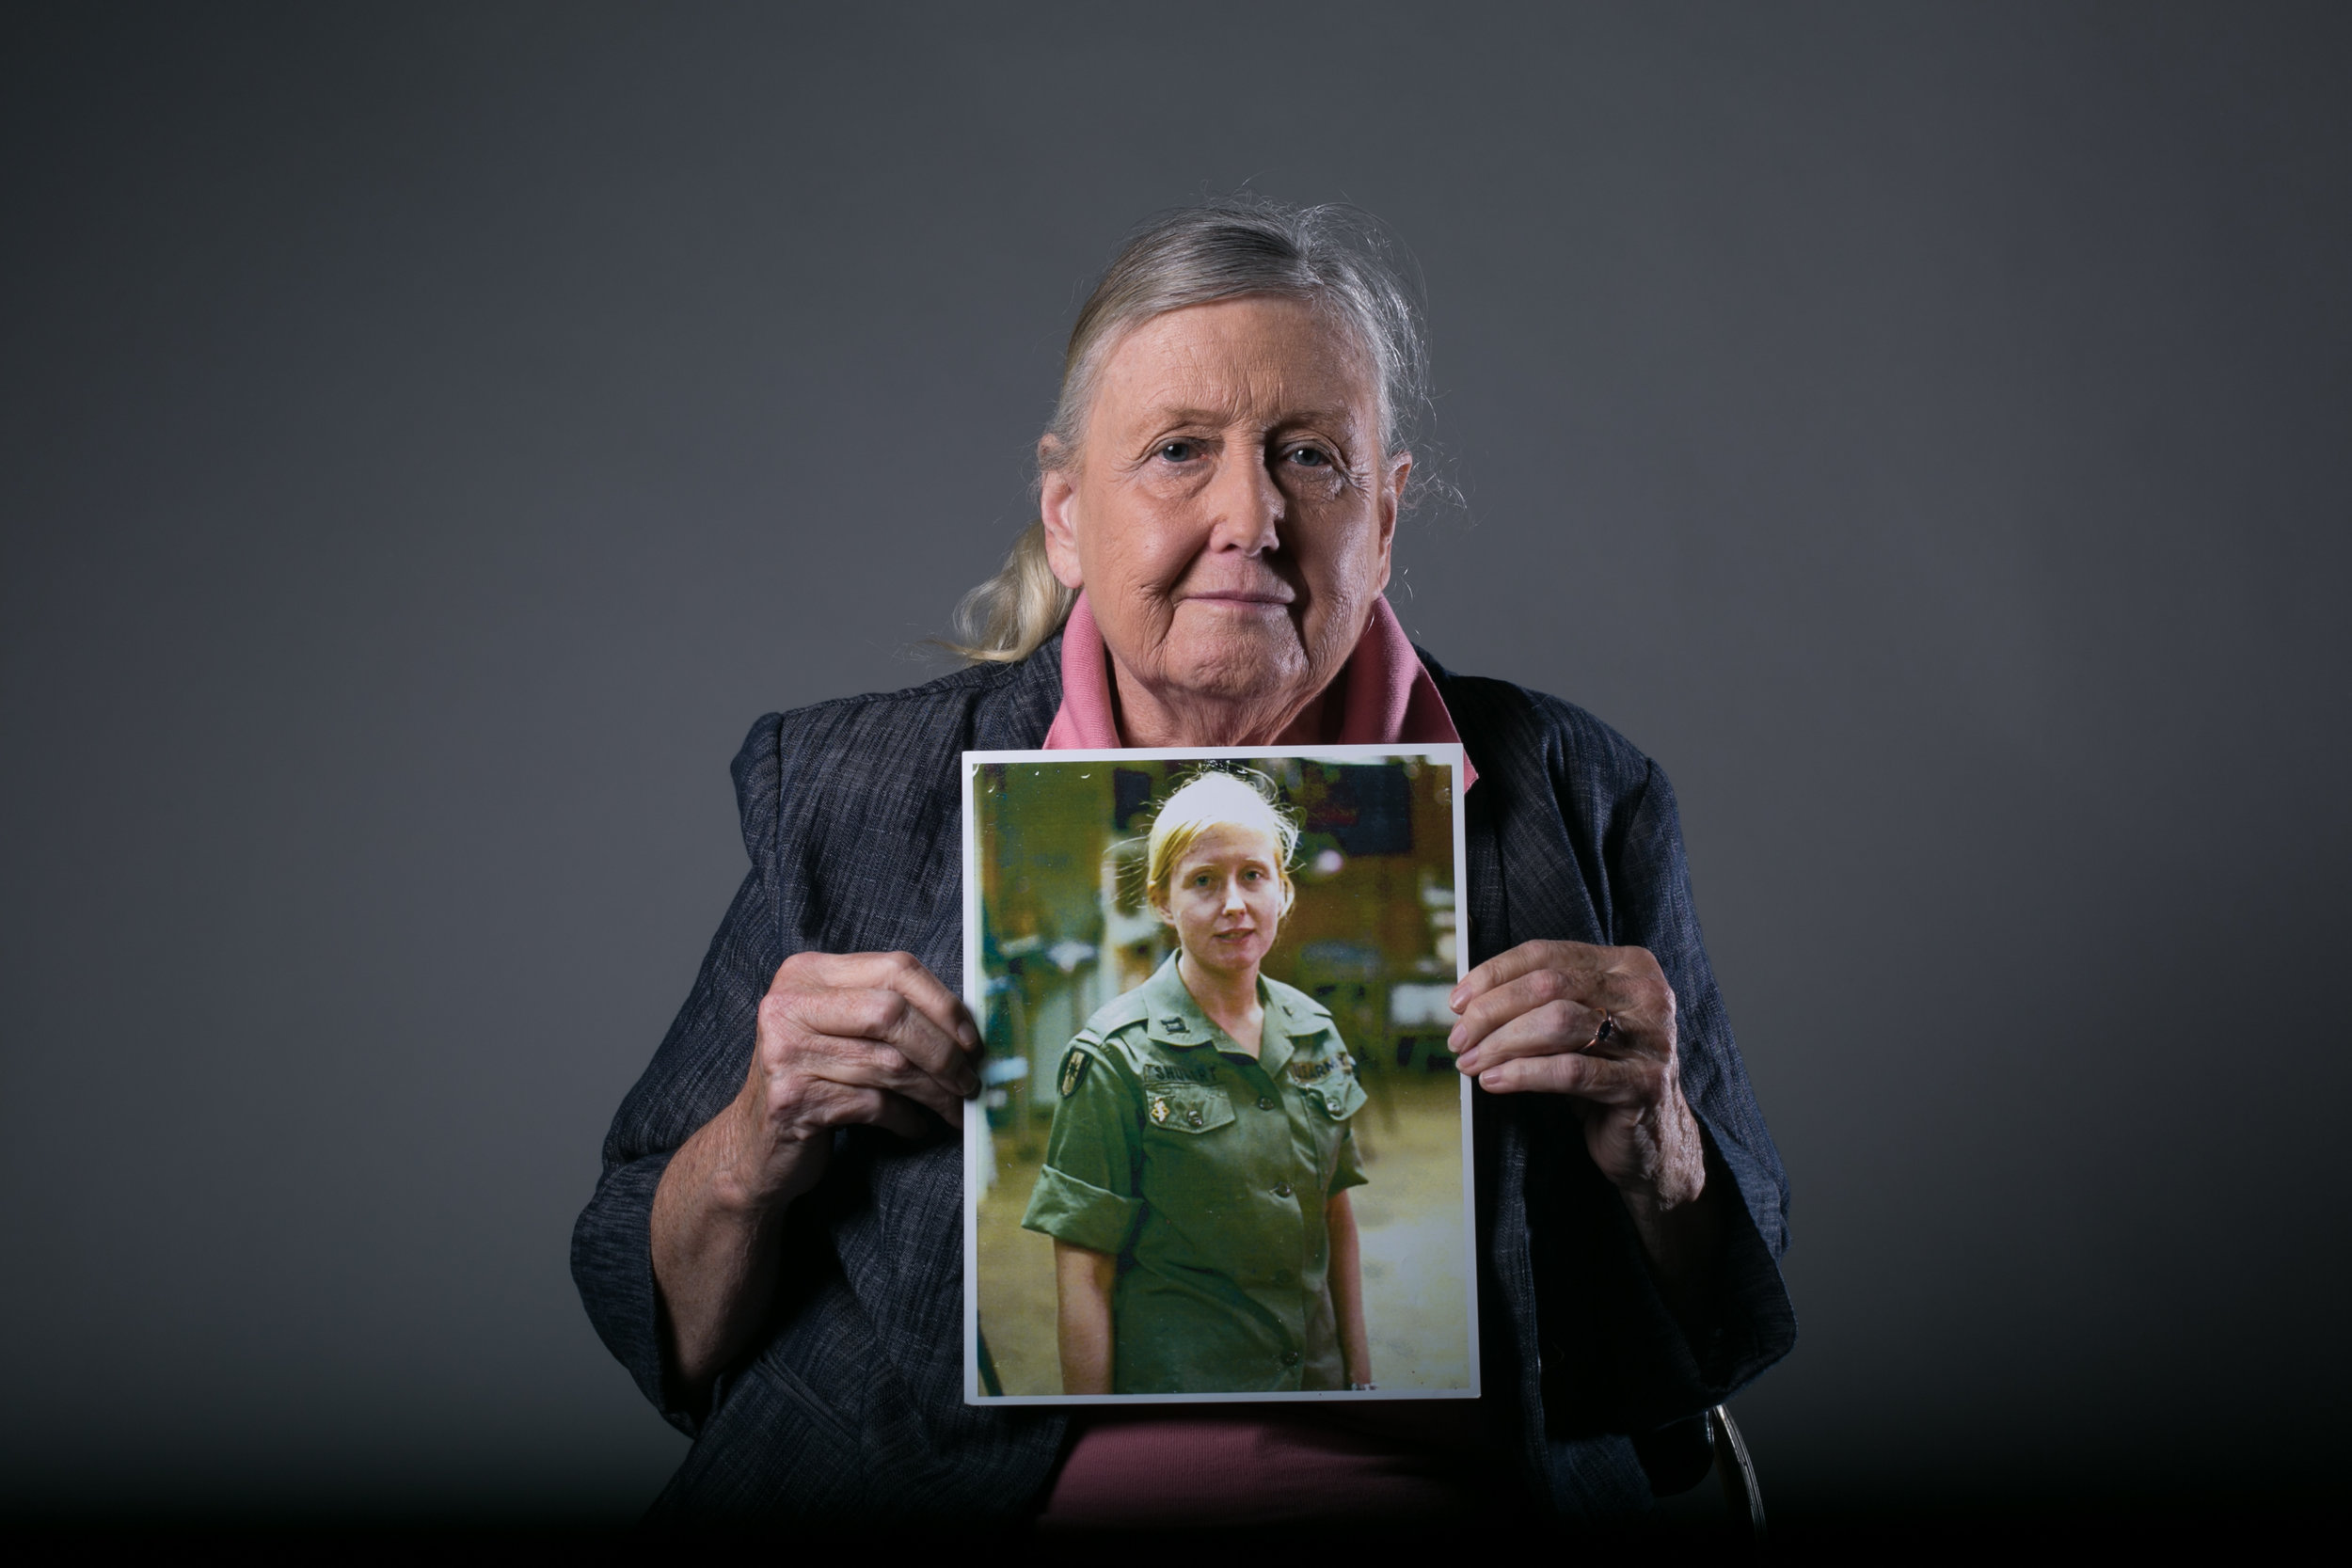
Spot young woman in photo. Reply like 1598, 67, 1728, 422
1022, 768, 1373, 1395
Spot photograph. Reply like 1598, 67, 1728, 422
961, 748, 1475, 1404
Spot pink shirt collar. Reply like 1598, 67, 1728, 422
1041, 591, 1476, 788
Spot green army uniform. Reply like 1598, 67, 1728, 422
1021, 952, 1370, 1394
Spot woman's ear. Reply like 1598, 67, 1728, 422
1370, 449, 1409, 595
1038, 438, 1085, 591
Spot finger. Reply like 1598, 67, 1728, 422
766, 989, 975, 1104
779, 984, 977, 1096
1478, 1051, 1648, 1101
781, 1041, 971, 1126
778, 950, 980, 1053
1448, 967, 1604, 1058
1454, 998, 1609, 1077
1455, 974, 1677, 1067
1449, 940, 1611, 1015
1457, 996, 1669, 1076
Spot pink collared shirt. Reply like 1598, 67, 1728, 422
1035, 590, 1484, 1528
1043, 592, 1474, 789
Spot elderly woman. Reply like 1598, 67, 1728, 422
1024, 768, 1374, 1397
574, 198, 1794, 1530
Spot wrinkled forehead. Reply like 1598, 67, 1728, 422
1094, 296, 1382, 431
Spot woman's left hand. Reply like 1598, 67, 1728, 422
1448, 941, 1708, 1219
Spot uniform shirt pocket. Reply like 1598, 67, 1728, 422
1306, 1073, 1368, 1123
1142, 1084, 1236, 1135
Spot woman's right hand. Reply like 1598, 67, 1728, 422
653, 949, 978, 1390
719, 949, 982, 1211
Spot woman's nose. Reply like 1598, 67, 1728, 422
1202, 443, 1283, 555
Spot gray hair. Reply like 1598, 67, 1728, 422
945, 196, 1435, 664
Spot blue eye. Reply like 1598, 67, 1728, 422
1285, 446, 1332, 468
1158, 441, 1200, 462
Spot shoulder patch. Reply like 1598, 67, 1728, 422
1059, 1050, 1090, 1098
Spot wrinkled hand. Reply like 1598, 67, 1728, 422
1448, 941, 1706, 1213
653, 949, 980, 1388
722, 950, 980, 1210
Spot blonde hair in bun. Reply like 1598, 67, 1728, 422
1142, 768, 1301, 921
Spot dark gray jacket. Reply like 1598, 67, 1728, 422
571, 638, 1796, 1524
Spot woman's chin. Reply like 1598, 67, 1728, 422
1160, 627, 1311, 702
1190, 941, 1264, 974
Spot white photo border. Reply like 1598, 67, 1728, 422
961, 743, 1478, 1406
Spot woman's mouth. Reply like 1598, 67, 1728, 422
1180, 591, 1291, 610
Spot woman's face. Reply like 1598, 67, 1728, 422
1039, 295, 1409, 744
1155, 823, 1287, 979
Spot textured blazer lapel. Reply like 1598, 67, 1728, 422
973, 633, 1065, 751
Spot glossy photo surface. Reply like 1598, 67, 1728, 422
961, 746, 1476, 1405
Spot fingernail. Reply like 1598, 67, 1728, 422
960, 1023, 980, 1051
1448, 988, 1466, 1011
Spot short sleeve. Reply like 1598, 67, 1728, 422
1328, 1123, 1369, 1196
1020, 1046, 1143, 1256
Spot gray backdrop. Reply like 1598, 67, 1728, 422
4, 0, 2346, 1526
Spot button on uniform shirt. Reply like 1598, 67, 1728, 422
1021, 952, 1370, 1394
